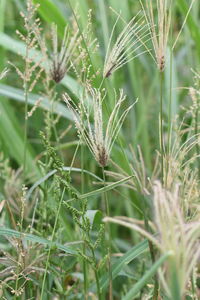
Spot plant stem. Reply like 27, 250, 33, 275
81, 144, 88, 300
159, 71, 164, 184
102, 167, 113, 300
40, 187, 66, 299
91, 248, 102, 300
141, 197, 159, 300
23, 80, 28, 181
195, 107, 200, 176
167, 2, 174, 186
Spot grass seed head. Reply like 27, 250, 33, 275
50, 24, 79, 83
103, 11, 150, 78
140, 0, 172, 72
64, 87, 136, 167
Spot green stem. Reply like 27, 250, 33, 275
141, 197, 159, 300
159, 71, 164, 184
23, 81, 28, 181
102, 167, 113, 300
15, 17, 30, 300
167, 2, 174, 184
66, 0, 96, 77
40, 188, 66, 299
81, 145, 88, 300
91, 248, 102, 300
195, 108, 200, 176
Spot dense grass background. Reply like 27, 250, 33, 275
0, 0, 199, 299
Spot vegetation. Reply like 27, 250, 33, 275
0, 0, 199, 299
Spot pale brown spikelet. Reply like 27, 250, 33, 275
140, 0, 172, 72
0, 68, 9, 80
63, 86, 137, 167
104, 181, 200, 298
49, 23, 80, 83
103, 10, 151, 78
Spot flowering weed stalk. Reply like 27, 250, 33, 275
103, 11, 150, 78
64, 87, 137, 167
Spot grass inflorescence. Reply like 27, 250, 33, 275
0, 0, 199, 299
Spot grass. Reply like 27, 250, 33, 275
0, 0, 199, 299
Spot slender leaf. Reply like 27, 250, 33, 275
79, 175, 134, 199
0, 83, 72, 120
98, 239, 149, 292
0, 227, 81, 255
123, 252, 173, 300
33, 0, 67, 36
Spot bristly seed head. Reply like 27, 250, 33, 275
103, 10, 151, 78
139, 0, 172, 72
49, 23, 79, 83
63, 86, 137, 167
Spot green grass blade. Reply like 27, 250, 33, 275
177, 0, 200, 54
122, 252, 173, 300
33, 0, 67, 36
0, 100, 41, 179
0, 83, 72, 120
79, 175, 134, 199
98, 239, 149, 292
0, 33, 82, 97
0, 227, 80, 255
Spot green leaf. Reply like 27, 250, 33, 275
90, 239, 149, 292
79, 175, 134, 199
98, 239, 149, 292
0, 100, 41, 179
33, 0, 67, 37
0, 33, 83, 97
85, 210, 103, 229
0, 227, 80, 255
26, 167, 103, 200
0, 83, 72, 120
177, 0, 200, 55
122, 252, 173, 300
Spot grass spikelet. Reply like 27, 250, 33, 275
64, 87, 137, 167
49, 23, 80, 83
0, 68, 9, 80
104, 181, 200, 298
103, 11, 150, 78
139, 0, 172, 72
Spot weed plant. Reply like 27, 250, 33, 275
0, 0, 199, 299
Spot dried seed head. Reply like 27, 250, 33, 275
96, 144, 109, 167
0, 68, 9, 80
64, 87, 137, 167
49, 24, 79, 83
140, 0, 172, 72
104, 11, 150, 78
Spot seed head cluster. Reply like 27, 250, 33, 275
104, 11, 150, 77
64, 87, 136, 167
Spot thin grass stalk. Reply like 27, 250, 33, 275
141, 197, 159, 300
14, 187, 27, 300
81, 143, 89, 299
102, 167, 113, 300
40, 187, 66, 299
167, 3, 174, 185
23, 35, 29, 181
159, 71, 164, 184
195, 107, 200, 176
66, 0, 96, 77
91, 247, 102, 300
15, 23, 30, 300
23, 78, 28, 181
